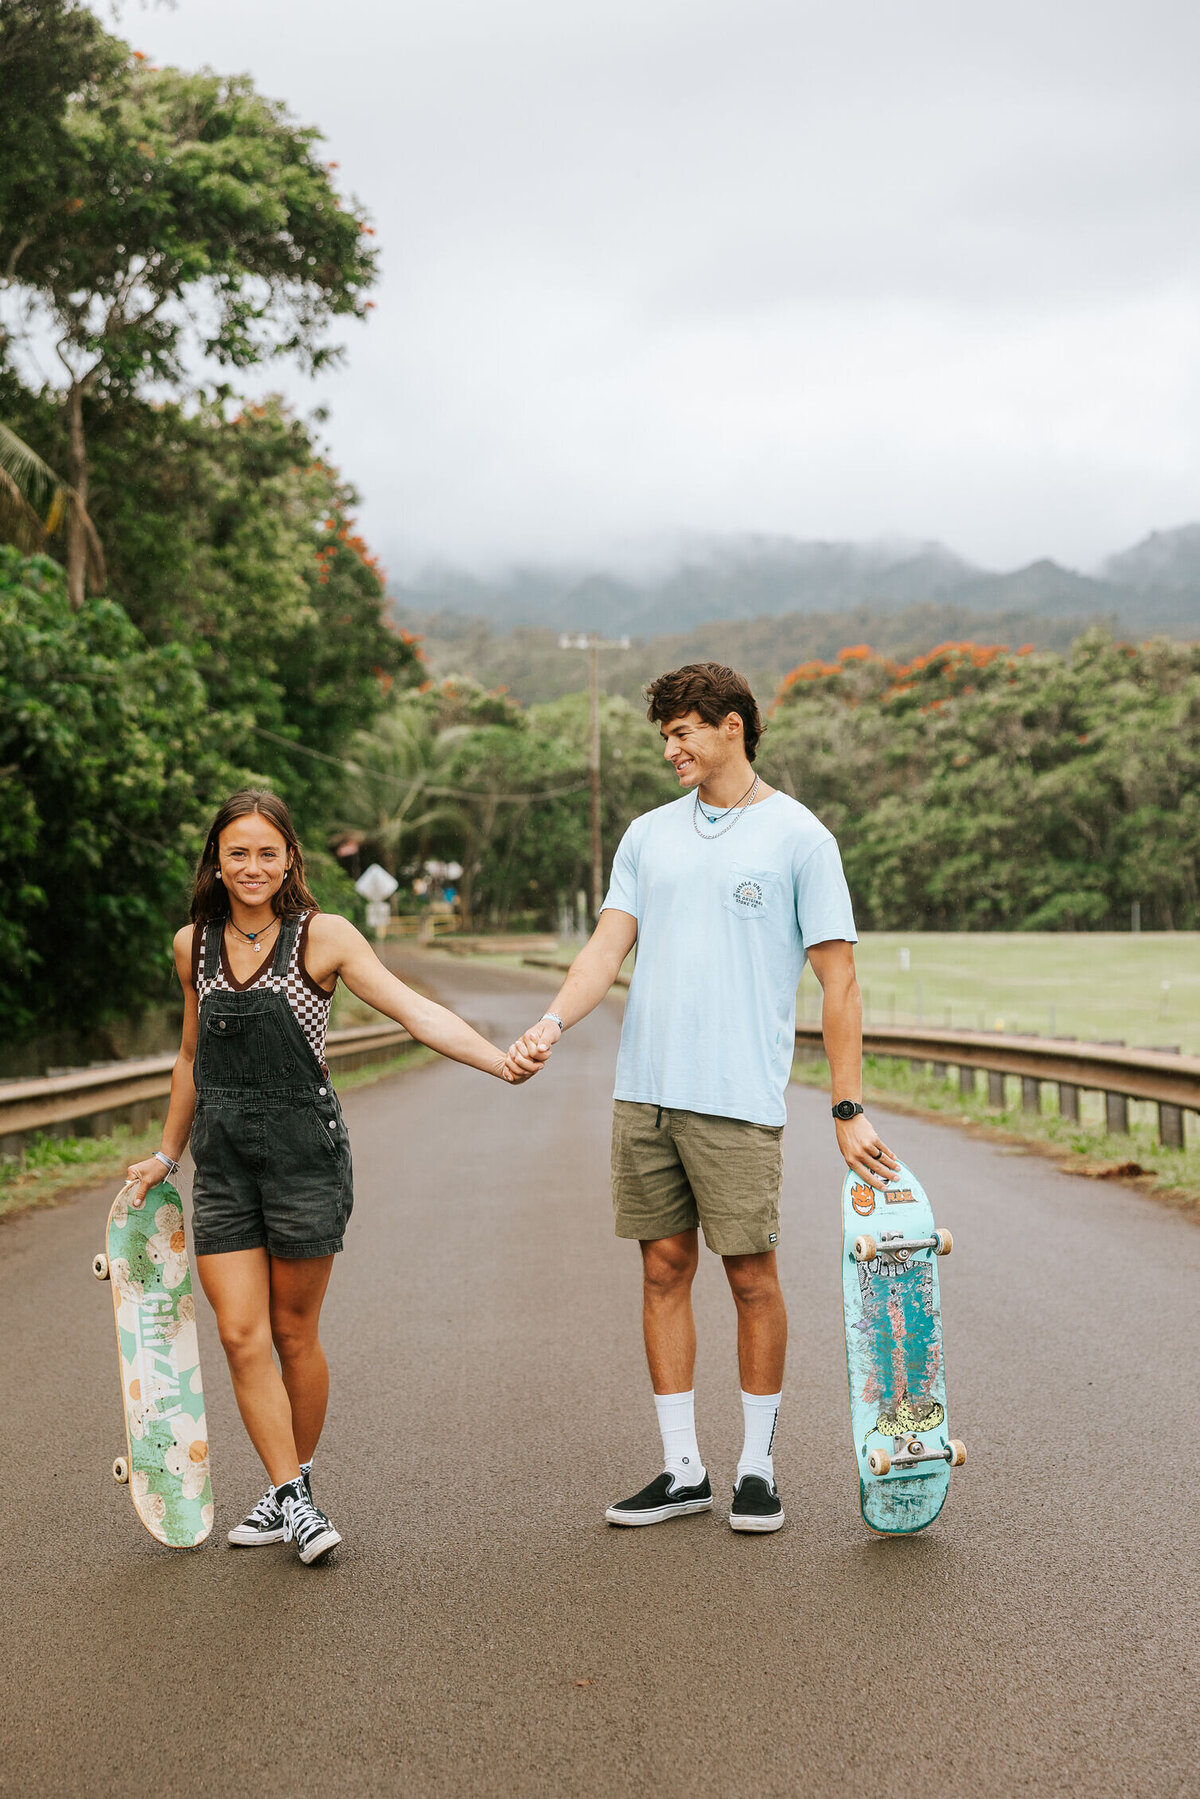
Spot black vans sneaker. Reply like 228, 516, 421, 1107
729, 1473, 785, 1533
227, 1463, 314, 1547
605, 1470, 713, 1527
277, 1479, 341, 1564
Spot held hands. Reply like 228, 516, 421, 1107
835, 1112, 900, 1189
124, 1157, 168, 1208
501, 1016, 561, 1083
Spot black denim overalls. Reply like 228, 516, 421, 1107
189, 915, 354, 1259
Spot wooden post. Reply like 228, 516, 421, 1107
932, 1062, 948, 1081
1058, 1084, 1079, 1121
987, 1071, 1006, 1107
1021, 1077, 1040, 1115
1157, 1104, 1184, 1150
1105, 1092, 1129, 1135
958, 1066, 975, 1099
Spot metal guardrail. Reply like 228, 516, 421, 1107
0, 1023, 412, 1160
521, 958, 1196, 1148
796, 1023, 1198, 1148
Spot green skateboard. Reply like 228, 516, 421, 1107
841, 1160, 966, 1535
93, 1180, 214, 1547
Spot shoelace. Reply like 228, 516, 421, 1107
247, 1488, 281, 1525
281, 1491, 326, 1546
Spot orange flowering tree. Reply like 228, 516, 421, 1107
762, 634, 1200, 930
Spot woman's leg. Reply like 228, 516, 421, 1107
269, 1255, 336, 1465
196, 1248, 302, 1488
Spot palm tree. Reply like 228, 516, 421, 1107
0, 421, 105, 593
333, 703, 467, 876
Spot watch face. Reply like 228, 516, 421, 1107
834, 1100, 861, 1120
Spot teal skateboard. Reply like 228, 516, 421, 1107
841, 1160, 966, 1535
93, 1180, 214, 1547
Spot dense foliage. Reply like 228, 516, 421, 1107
760, 634, 1200, 930
0, 8, 416, 1040
0, 550, 243, 1032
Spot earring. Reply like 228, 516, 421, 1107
215, 871, 223, 881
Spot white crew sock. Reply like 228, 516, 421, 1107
653, 1389, 705, 1488
737, 1389, 782, 1484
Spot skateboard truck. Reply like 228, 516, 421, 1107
853, 1228, 952, 1263
867, 1439, 967, 1477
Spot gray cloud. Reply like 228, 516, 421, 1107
125, 0, 1200, 574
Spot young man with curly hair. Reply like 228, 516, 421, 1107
510, 663, 896, 1532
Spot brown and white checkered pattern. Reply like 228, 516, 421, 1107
197, 911, 332, 1070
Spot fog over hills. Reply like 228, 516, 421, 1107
390, 524, 1200, 640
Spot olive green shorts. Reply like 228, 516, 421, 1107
611, 1101, 784, 1256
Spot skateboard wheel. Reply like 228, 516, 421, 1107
948, 1440, 966, 1468
867, 1448, 891, 1477
853, 1234, 877, 1263
934, 1229, 953, 1256
92, 1252, 110, 1281
112, 1457, 129, 1484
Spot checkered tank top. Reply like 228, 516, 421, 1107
192, 910, 334, 1072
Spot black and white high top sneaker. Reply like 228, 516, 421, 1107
227, 1487, 286, 1546
277, 1478, 341, 1564
227, 1463, 314, 1547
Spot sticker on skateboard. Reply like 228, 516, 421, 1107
841, 1160, 965, 1536
93, 1180, 213, 1547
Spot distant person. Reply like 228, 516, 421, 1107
126, 788, 545, 1565
508, 664, 896, 1532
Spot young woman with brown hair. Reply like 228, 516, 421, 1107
125, 788, 546, 1563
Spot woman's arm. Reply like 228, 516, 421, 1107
309, 914, 547, 1082
126, 927, 201, 1204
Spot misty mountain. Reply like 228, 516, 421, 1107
388, 526, 1200, 639
1102, 524, 1200, 624
392, 602, 1117, 711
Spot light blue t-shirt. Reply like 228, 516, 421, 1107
602, 791, 857, 1127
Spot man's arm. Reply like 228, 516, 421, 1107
510, 909, 638, 1056
806, 939, 899, 1188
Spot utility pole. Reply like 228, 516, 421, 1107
559, 632, 631, 923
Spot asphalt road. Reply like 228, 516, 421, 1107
2, 952, 1197, 1798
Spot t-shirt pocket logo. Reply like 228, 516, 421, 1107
723, 865, 779, 920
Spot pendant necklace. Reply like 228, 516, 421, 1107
693, 773, 760, 840
227, 916, 280, 956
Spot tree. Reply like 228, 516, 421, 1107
332, 698, 468, 877
762, 634, 1200, 930
0, 21, 378, 604
0, 387, 424, 834
0, 419, 103, 580
0, 547, 247, 1034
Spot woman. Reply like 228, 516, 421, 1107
126, 789, 546, 1564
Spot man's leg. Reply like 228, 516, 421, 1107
722, 1248, 787, 1396
723, 1250, 788, 1529
605, 1231, 711, 1524
642, 1230, 707, 1484
641, 1229, 700, 1392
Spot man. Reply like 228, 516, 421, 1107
510, 662, 897, 1532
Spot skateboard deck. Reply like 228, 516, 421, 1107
94, 1180, 213, 1547
841, 1159, 964, 1536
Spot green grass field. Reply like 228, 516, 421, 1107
797, 932, 1200, 1052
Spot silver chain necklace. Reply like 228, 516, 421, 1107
692, 774, 760, 840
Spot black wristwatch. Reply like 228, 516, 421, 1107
831, 1100, 864, 1122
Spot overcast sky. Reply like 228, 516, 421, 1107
119, 0, 1200, 574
